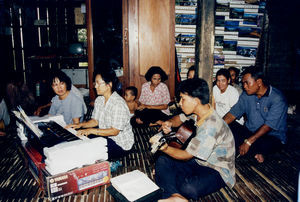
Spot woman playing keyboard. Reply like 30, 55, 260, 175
66, 67, 134, 160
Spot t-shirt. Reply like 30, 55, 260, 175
184, 108, 236, 188
71, 85, 87, 113
49, 91, 85, 124
213, 85, 244, 125
92, 92, 134, 150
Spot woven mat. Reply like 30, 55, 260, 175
0, 124, 298, 201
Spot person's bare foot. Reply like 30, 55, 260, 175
155, 120, 163, 125
151, 168, 155, 176
158, 193, 188, 202
136, 118, 143, 124
255, 154, 264, 163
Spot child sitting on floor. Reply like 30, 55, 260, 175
124, 86, 138, 117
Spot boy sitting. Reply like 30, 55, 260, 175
124, 86, 138, 116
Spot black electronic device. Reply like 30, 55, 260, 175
25, 121, 80, 157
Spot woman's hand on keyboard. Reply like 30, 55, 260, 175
77, 128, 97, 137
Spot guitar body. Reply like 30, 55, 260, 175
150, 119, 196, 153
168, 119, 196, 149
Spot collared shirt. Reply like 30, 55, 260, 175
49, 91, 85, 124
230, 86, 288, 143
183, 108, 236, 188
92, 92, 134, 150
139, 82, 171, 114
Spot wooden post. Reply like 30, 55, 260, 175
195, 0, 215, 95
86, 0, 95, 100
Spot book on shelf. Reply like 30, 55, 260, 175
222, 50, 237, 55
216, 0, 229, 4
224, 35, 238, 40
214, 54, 225, 66
230, 8, 244, 19
224, 54, 256, 60
244, 4, 259, 9
244, 8, 259, 13
223, 40, 237, 51
175, 14, 196, 25
176, 34, 196, 46
238, 26, 261, 38
175, 0, 197, 7
237, 46, 257, 58
216, 11, 230, 16
237, 40, 259, 47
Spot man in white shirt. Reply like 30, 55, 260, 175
213, 68, 244, 125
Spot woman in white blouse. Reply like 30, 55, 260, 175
67, 67, 134, 160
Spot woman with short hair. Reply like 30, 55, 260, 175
67, 67, 134, 160
132, 66, 171, 126
48, 70, 86, 124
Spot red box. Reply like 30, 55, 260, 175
18, 142, 110, 200
17, 142, 46, 189
43, 161, 110, 200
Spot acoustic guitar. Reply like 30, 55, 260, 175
151, 119, 196, 153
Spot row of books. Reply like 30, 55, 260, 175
213, 0, 266, 74
175, 1, 197, 80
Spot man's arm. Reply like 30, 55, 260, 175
76, 127, 120, 137
248, 124, 271, 144
239, 124, 271, 156
160, 114, 184, 134
223, 112, 236, 125
161, 144, 194, 161
66, 118, 98, 129
34, 102, 52, 116
166, 114, 184, 127
72, 117, 80, 124
138, 103, 168, 110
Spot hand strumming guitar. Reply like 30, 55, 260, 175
161, 120, 172, 134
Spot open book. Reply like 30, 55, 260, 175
110, 170, 159, 201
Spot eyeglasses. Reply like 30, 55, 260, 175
52, 82, 66, 89
94, 81, 106, 87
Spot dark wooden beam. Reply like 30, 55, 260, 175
195, 0, 215, 94
86, 0, 95, 100
127, 0, 141, 93
121, 0, 129, 93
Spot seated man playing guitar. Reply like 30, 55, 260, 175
151, 78, 235, 201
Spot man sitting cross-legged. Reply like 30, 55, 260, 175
151, 78, 235, 201
223, 66, 288, 163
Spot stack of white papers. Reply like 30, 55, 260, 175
44, 137, 108, 175
111, 170, 159, 201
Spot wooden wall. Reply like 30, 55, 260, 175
123, 0, 175, 99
